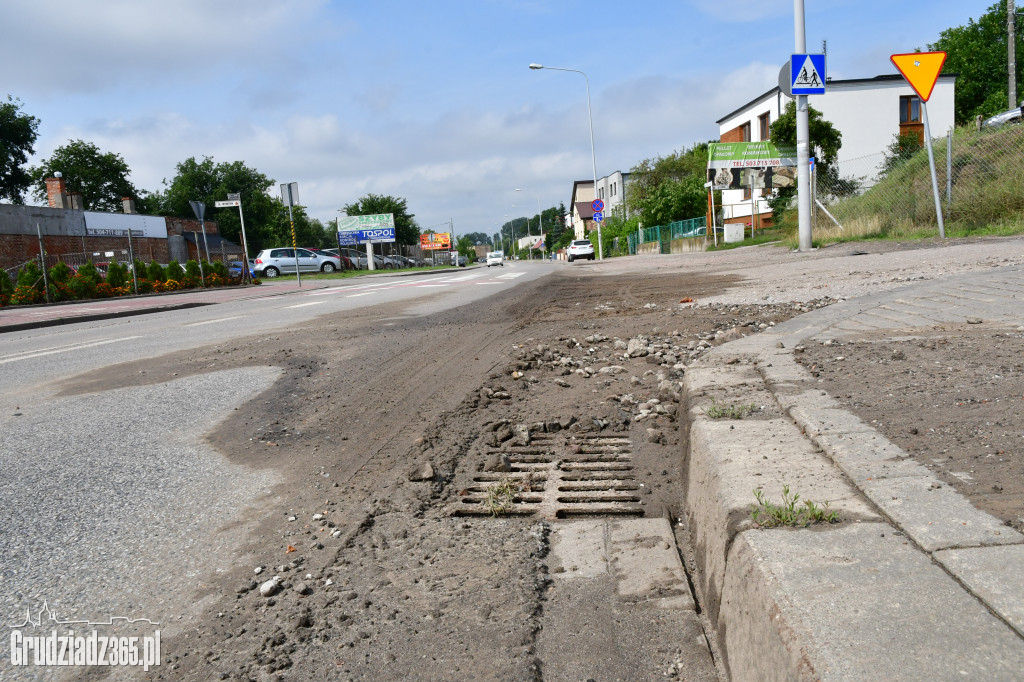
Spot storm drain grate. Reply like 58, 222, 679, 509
453, 432, 644, 519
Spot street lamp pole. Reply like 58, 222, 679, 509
516, 188, 544, 259
530, 63, 602, 259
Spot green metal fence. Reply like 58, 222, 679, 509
629, 216, 707, 254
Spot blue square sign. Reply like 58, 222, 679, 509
791, 54, 826, 95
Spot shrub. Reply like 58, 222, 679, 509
17, 261, 44, 291
67, 274, 98, 300
184, 260, 203, 284
49, 262, 73, 284
105, 262, 129, 290
77, 262, 103, 283
11, 284, 44, 305
166, 260, 183, 280
146, 261, 165, 282
0, 269, 13, 305
211, 261, 228, 279
136, 278, 154, 294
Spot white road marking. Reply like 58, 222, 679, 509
346, 292, 375, 298
497, 272, 526, 279
0, 336, 143, 365
185, 316, 243, 327
283, 301, 326, 309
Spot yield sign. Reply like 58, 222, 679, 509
890, 51, 947, 102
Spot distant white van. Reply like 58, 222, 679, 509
486, 251, 504, 267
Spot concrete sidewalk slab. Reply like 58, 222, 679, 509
681, 264, 1024, 678
720, 523, 1024, 681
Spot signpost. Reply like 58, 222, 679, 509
891, 51, 947, 239
280, 182, 301, 285
215, 192, 251, 281
188, 200, 211, 264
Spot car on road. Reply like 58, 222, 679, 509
486, 251, 504, 267
252, 248, 342, 278
566, 239, 595, 262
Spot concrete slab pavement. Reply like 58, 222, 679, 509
684, 264, 1024, 679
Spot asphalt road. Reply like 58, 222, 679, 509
0, 262, 550, 679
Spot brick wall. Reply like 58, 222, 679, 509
1, 205, 220, 271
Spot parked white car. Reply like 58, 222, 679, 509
253, 248, 341, 277
486, 251, 504, 267
566, 239, 595, 262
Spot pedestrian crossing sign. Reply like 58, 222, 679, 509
791, 54, 826, 95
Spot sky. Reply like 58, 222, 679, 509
1, 0, 989, 239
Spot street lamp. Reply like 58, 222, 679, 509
529, 63, 602, 259
504, 214, 516, 258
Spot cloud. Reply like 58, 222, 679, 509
0, 0, 340, 96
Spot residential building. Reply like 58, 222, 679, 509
569, 171, 632, 240
715, 73, 956, 226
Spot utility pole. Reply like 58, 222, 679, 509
1011, 0, 1018, 110
794, 0, 813, 252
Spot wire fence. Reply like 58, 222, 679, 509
812, 122, 1024, 235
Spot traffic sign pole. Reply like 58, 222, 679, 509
922, 102, 946, 239
794, 0, 813, 252
890, 51, 947, 239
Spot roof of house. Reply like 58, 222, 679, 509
182, 232, 241, 251
715, 72, 959, 125
574, 201, 595, 219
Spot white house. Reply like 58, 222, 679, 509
568, 171, 632, 240
715, 73, 957, 226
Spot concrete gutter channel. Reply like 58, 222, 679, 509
681, 267, 1024, 680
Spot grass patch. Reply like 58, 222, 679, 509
704, 398, 757, 419
751, 485, 839, 528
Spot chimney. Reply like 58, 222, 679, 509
122, 197, 137, 214
45, 175, 68, 208
69, 192, 83, 210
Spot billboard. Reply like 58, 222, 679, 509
706, 142, 798, 191
83, 212, 168, 239
419, 233, 451, 250
337, 213, 396, 244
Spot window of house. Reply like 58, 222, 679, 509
759, 112, 771, 140
899, 96, 921, 123
611, 182, 617, 197
741, 122, 751, 142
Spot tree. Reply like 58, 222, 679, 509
0, 96, 40, 204
160, 156, 280, 253
627, 143, 709, 220
768, 101, 844, 219
461, 231, 490, 245
638, 175, 708, 228
340, 194, 420, 246
930, 1, 1024, 125
30, 140, 138, 212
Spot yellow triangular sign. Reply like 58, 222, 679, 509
890, 51, 947, 102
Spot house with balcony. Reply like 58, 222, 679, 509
715, 72, 956, 227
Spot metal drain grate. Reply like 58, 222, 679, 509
453, 432, 644, 518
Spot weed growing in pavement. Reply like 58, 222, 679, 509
704, 398, 758, 419
483, 478, 517, 516
750, 484, 839, 528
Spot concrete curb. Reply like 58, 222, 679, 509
681, 268, 1024, 679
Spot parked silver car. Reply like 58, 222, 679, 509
253, 248, 341, 277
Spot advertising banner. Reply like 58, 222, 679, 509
83, 212, 168, 239
419, 233, 451, 250
706, 142, 798, 191
337, 214, 396, 244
